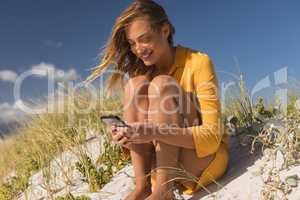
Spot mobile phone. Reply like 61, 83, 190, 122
100, 115, 130, 127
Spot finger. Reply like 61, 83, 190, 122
111, 125, 117, 131
127, 135, 146, 144
123, 141, 132, 149
110, 126, 117, 136
118, 136, 129, 146
116, 126, 128, 133
118, 126, 134, 138
112, 132, 124, 142
127, 139, 139, 144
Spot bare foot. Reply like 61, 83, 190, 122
124, 188, 152, 200
145, 189, 174, 200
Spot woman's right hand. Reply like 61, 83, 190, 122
107, 125, 130, 149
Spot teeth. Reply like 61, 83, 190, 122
142, 52, 151, 59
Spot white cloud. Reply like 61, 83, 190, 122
0, 63, 79, 83
30, 62, 79, 82
0, 103, 11, 110
0, 102, 24, 124
0, 63, 80, 124
0, 70, 18, 82
43, 40, 63, 48
0, 100, 45, 124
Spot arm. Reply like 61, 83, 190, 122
155, 54, 223, 157
154, 126, 195, 149
188, 54, 223, 157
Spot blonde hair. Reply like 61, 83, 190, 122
85, 0, 175, 94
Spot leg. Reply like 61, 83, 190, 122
122, 75, 154, 200
146, 75, 215, 199
146, 75, 183, 200
177, 87, 215, 191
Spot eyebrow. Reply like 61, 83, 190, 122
127, 31, 149, 42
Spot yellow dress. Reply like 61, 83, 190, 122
151, 44, 229, 195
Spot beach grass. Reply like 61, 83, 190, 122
0, 76, 299, 200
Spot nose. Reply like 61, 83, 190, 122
135, 43, 146, 55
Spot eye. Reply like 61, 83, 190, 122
128, 41, 135, 48
140, 35, 151, 43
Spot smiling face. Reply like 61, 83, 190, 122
125, 18, 171, 66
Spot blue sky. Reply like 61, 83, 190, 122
0, 0, 299, 122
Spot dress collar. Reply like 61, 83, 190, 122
167, 44, 187, 75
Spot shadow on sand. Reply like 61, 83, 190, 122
188, 135, 263, 199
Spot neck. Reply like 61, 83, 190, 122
155, 45, 176, 75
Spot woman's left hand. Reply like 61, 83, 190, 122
115, 122, 158, 145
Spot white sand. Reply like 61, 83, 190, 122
17, 134, 300, 200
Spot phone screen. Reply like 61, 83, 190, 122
100, 115, 130, 127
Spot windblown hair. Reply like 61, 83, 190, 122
85, 0, 175, 94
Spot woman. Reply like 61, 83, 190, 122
86, 1, 229, 200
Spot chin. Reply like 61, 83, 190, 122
143, 60, 154, 66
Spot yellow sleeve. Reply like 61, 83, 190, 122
188, 54, 223, 158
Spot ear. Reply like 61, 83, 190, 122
161, 23, 170, 40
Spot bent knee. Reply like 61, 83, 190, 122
124, 75, 150, 97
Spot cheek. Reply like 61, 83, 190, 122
154, 35, 169, 50
152, 40, 166, 56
